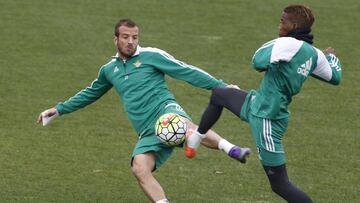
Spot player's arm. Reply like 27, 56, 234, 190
311, 47, 342, 85
252, 39, 278, 72
55, 66, 113, 114
37, 67, 113, 126
151, 51, 227, 89
252, 46, 271, 72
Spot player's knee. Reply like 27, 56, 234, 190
269, 182, 282, 194
269, 179, 291, 196
131, 159, 152, 181
131, 164, 149, 181
210, 87, 223, 104
211, 87, 221, 97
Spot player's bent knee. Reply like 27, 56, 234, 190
131, 154, 155, 180
270, 182, 283, 194
131, 162, 151, 180
269, 179, 292, 195
210, 87, 222, 102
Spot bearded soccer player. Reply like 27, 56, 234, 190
186, 5, 342, 202
37, 19, 250, 203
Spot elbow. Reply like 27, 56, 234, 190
329, 72, 342, 86
333, 80, 341, 86
331, 78, 341, 86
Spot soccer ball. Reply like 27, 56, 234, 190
155, 113, 187, 146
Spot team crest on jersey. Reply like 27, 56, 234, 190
133, 60, 142, 68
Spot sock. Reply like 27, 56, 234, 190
186, 129, 205, 149
156, 198, 169, 203
218, 139, 235, 154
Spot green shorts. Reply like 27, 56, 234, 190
248, 114, 288, 166
132, 102, 190, 170
240, 92, 288, 166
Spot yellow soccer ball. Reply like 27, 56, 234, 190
155, 113, 187, 146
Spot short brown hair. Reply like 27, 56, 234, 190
114, 18, 137, 37
284, 5, 315, 29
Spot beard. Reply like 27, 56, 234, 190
118, 45, 136, 59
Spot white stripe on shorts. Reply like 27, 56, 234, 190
164, 103, 185, 112
263, 119, 275, 152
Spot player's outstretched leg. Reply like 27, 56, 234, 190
184, 128, 204, 158
185, 87, 248, 158
184, 102, 222, 158
184, 114, 252, 161
185, 121, 250, 163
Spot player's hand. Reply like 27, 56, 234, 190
323, 47, 336, 56
226, 84, 240, 90
37, 108, 59, 126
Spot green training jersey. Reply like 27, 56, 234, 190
250, 37, 342, 119
55, 46, 226, 136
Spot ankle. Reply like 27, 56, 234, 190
218, 139, 235, 154
186, 129, 204, 149
156, 198, 169, 203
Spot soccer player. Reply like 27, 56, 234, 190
37, 19, 250, 203
186, 4, 342, 202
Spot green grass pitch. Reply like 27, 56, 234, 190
1, 0, 359, 202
